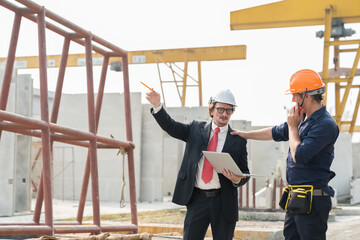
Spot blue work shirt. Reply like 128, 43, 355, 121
272, 106, 339, 196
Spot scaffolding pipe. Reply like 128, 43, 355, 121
272, 178, 277, 210
16, 0, 127, 57
0, 13, 21, 113
122, 55, 139, 227
0, 0, 137, 235
77, 56, 109, 223
252, 178, 256, 208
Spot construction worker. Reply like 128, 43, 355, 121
231, 69, 339, 240
146, 89, 250, 240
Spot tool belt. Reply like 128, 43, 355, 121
279, 185, 314, 214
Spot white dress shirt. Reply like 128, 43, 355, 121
195, 122, 228, 190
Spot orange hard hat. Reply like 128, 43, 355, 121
285, 69, 325, 95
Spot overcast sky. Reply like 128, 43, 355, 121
0, 0, 359, 130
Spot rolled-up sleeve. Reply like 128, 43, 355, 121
272, 122, 289, 142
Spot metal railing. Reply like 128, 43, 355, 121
239, 178, 285, 211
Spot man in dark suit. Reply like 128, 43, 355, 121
146, 89, 249, 240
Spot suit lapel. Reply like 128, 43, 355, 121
200, 121, 212, 147
201, 123, 238, 152
222, 125, 237, 152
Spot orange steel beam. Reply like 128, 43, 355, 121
0, 45, 247, 68
0, 45, 246, 107
230, 0, 360, 30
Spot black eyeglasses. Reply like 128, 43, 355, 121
215, 107, 234, 115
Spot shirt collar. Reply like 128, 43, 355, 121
211, 121, 228, 133
307, 105, 326, 121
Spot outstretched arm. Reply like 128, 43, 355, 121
230, 127, 273, 141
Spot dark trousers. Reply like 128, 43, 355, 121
183, 189, 236, 240
284, 196, 332, 240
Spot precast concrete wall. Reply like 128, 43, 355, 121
139, 105, 252, 202
140, 104, 164, 202
330, 133, 353, 199
140, 105, 209, 202
32, 88, 54, 120
246, 127, 289, 192
0, 69, 16, 216
0, 71, 32, 216
352, 143, 360, 179
29, 89, 357, 204
245, 129, 353, 202
14, 74, 33, 212
52, 92, 142, 203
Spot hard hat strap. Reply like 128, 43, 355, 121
300, 88, 308, 107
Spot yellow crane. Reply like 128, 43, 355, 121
0, 45, 246, 107
230, 0, 360, 133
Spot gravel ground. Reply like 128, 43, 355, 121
1, 200, 359, 239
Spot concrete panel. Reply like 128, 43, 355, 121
248, 140, 288, 191
0, 70, 16, 216
330, 133, 353, 199
140, 104, 165, 202
52, 146, 76, 200
350, 178, 360, 205
352, 143, 360, 178
98, 93, 142, 202
240, 128, 352, 202
14, 74, 32, 212
140, 105, 209, 202
0, 131, 15, 217
54, 92, 142, 202
32, 88, 54, 120
164, 107, 208, 198
162, 123, 185, 198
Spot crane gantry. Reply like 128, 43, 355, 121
0, 45, 246, 107
230, 0, 360, 133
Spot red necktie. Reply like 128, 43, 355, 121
202, 127, 220, 183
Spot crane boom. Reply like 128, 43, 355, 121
0, 45, 246, 69
230, 0, 360, 30
0, 45, 246, 107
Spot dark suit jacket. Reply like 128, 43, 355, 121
152, 107, 249, 222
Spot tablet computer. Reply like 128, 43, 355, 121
202, 151, 265, 177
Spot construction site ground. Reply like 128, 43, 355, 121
0, 199, 360, 240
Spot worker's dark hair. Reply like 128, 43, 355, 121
312, 94, 324, 103
298, 92, 324, 103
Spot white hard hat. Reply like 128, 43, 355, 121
209, 89, 237, 107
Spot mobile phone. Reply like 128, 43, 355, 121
298, 106, 303, 114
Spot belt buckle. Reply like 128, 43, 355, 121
313, 189, 328, 196
196, 188, 219, 197
205, 191, 217, 197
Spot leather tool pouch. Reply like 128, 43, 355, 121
287, 186, 313, 214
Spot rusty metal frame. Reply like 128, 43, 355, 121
0, 0, 138, 236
